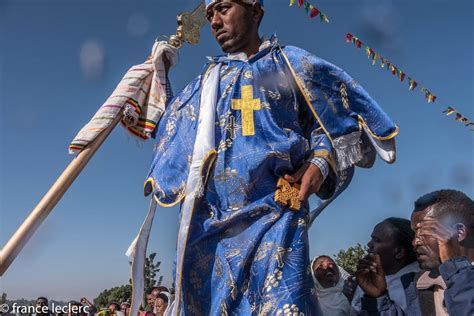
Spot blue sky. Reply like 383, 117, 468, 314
1, 0, 472, 302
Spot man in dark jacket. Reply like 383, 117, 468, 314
355, 189, 474, 315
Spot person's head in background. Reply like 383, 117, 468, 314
150, 286, 169, 298
411, 189, 474, 270
367, 217, 417, 275
107, 303, 120, 313
145, 293, 154, 305
154, 293, 169, 316
119, 303, 130, 315
36, 297, 50, 316
312, 255, 340, 288
311, 255, 352, 315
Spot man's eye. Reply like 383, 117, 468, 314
218, 6, 230, 13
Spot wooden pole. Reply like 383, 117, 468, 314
0, 114, 122, 276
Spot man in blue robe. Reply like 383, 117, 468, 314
145, 0, 398, 314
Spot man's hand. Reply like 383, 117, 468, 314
80, 297, 92, 306
150, 41, 178, 74
343, 277, 357, 302
416, 217, 462, 262
355, 254, 387, 298
284, 163, 323, 202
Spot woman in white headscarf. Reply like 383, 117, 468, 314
155, 291, 173, 316
312, 255, 352, 316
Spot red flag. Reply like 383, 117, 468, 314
310, 7, 320, 18
346, 33, 353, 43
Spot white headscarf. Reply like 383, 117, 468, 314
311, 256, 351, 316
160, 291, 173, 316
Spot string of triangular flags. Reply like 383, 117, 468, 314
442, 107, 474, 130
346, 33, 473, 131
289, 0, 329, 23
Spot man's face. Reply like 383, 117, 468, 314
411, 208, 441, 270
36, 299, 49, 315
146, 294, 155, 305
108, 304, 118, 313
120, 304, 129, 313
367, 221, 398, 272
313, 257, 340, 288
206, 0, 256, 53
36, 298, 48, 308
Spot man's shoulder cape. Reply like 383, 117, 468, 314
145, 41, 398, 205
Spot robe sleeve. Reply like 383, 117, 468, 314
297, 99, 338, 199
280, 45, 398, 172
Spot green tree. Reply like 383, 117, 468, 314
94, 285, 132, 309
144, 252, 161, 294
0, 293, 7, 304
334, 243, 368, 274
94, 252, 162, 309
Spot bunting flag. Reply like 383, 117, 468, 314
408, 77, 418, 91
442, 107, 456, 115
346, 33, 438, 103
421, 87, 437, 103
346, 32, 472, 132
289, 0, 329, 22
442, 107, 474, 130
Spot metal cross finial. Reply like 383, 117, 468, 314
168, 2, 207, 48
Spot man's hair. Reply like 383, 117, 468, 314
36, 297, 48, 302
384, 217, 417, 263
413, 189, 473, 227
150, 286, 169, 293
314, 255, 333, 262
108, 302, 120, 309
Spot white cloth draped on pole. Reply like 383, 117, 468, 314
69, 41, 178, 153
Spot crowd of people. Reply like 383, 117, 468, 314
311, 189, 474, 315
23, 286, 174, 316
12, 189, 474, 316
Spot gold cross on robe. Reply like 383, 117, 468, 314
231, 85, 261, 136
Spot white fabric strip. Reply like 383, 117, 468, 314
127, 198, 158, 316
169, 63, 221, 316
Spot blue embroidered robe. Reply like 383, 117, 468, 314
145, 39, 397, 315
